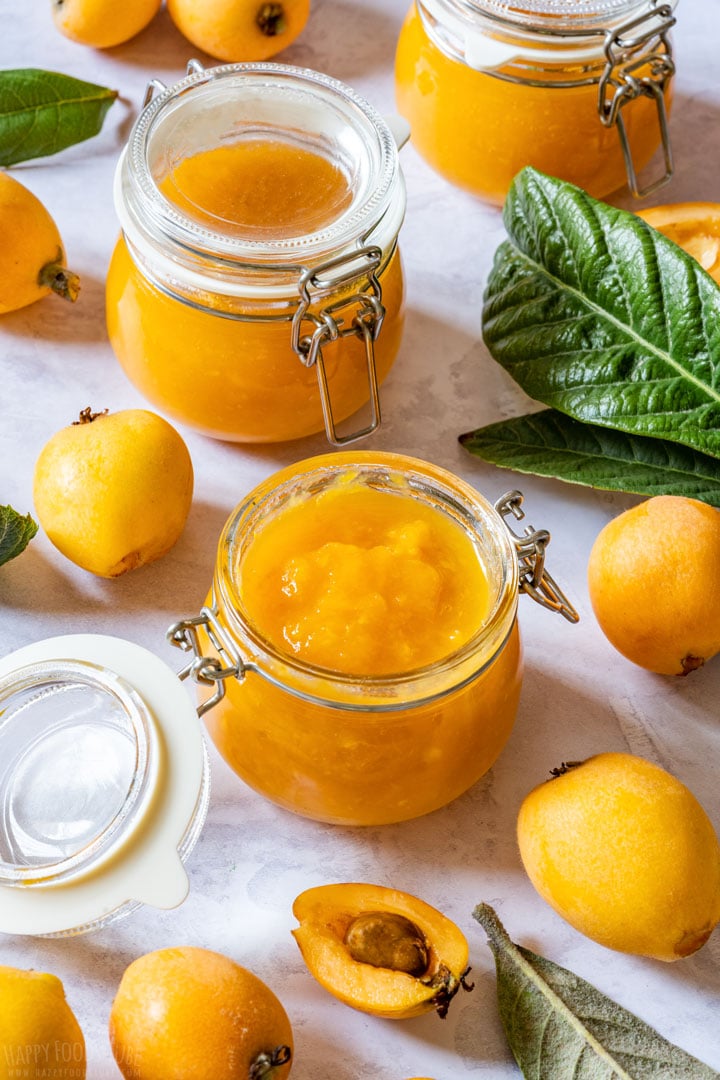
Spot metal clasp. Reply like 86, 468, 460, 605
598, 3, 676, 198
291, 246, 385, 446
142, 59, 208, 106
167, 608, 245, 717
495, 491, 579, 623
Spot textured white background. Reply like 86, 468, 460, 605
1, 1, 719, 1077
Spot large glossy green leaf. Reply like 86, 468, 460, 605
460, 409, 720, 506
482, 168, 720, 460
0, 69, 117, 166
474, 904, 719, 1079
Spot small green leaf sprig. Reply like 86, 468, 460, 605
0, 505, 37, 566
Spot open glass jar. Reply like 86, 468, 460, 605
107, 61, 408, 446
395, 0, 677, 204
171, 452, 578, 827
0, 457, 575, 936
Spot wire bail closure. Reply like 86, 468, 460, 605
291, 246, 385, 446
168, 607, 244, 717
598, 3, 676, 198
494, 491, 579, 623
142, 59, 208, 106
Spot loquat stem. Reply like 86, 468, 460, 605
257, 3, 287, 35
73, 407, 109, 426
248, 1045, 292, 1079
38, 248, 80, 303
549, 761, 585, 778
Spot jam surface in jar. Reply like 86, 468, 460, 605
239, 481, 492, 675
160, 140, 354, 238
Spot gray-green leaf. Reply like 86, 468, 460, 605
460, 410, 720, 507
482, 168, 720, 460
0, 69, 118, 166
474, 903, 719, 1079
0, 505, 38, 566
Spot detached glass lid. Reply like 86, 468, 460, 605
0, 635, 208, 937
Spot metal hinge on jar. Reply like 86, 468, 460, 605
142, 58, 210, 106
495, 491, 579, 623
291, 246, 385, 447
168, 607, 245, 717
598, 3, 676, 198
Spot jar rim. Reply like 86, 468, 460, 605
214, 453, 519, 709
124, 62, 400, 266
438, 0, 676, 34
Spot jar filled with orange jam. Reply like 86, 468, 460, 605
169, 453, 577, 826
395, 0, 678, 204
107, 62, 407, 444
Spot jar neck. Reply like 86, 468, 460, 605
115, 62, 406, 308
211, 453, 519, 711
416, 0, 678, 71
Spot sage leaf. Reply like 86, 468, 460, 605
460, 410, 720, 507
482, 168, 720, 460
473, 903, 719, 1079
0, 505, 37, 566
0, 69, 117, 166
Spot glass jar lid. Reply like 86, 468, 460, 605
0, 635, 208, 937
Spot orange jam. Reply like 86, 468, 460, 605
160, 141, 353, 238
240, 483, 492, 675
395, 4, 673, 204
107, 139, 404, 442
201, 454, 523, 826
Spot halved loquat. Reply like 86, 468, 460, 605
636, 202, 720, 285
292, 883, 472, 1020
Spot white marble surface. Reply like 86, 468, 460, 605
1, 1, 720, 1077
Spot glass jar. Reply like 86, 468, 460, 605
0, 464, 576, 936
0, 636, 209, 937
107, 61, 408, 446
170, 452, 578, 827
395, 0, 677, 204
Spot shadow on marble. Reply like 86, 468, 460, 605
651, 930, 720, 995
0, 545, 91, 616
400, 975, 514, 1069
0, 498, 229, 623
612, 92, 720, 210
94, 7, 192, 75
0, 272, 109, 345
92, 0, 404, 87
295, 0, 405, 82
